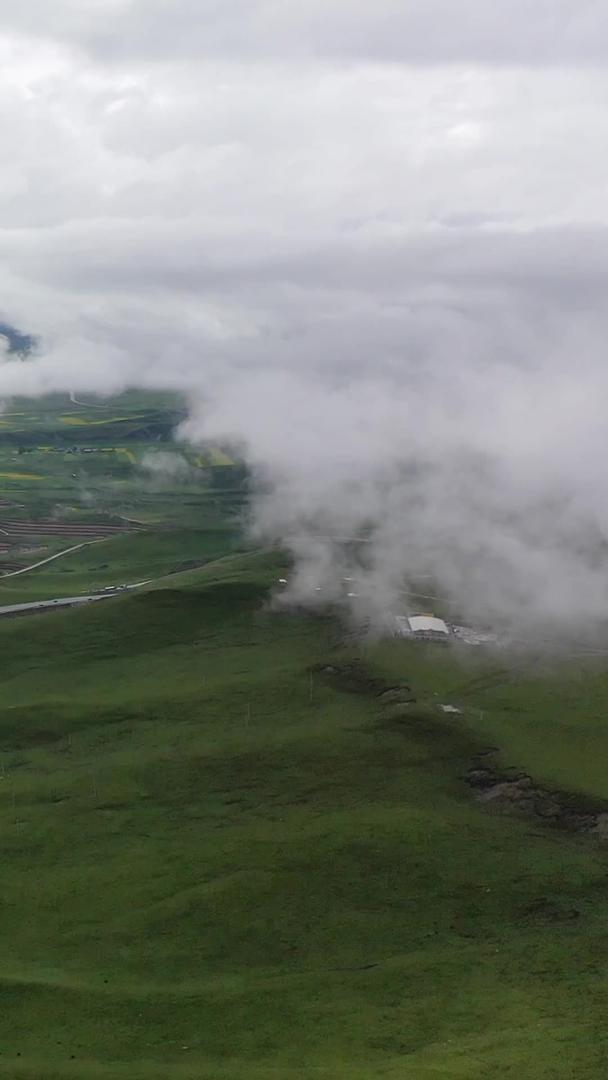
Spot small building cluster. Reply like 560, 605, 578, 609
393, 613, 503, 647
276, 577, 500, 649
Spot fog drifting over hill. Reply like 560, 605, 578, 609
0, 2, 607, 631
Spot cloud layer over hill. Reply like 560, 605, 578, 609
0, 3, 607, 631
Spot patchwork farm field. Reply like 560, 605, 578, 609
0, 391, 248, 600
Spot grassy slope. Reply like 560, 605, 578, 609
368, 639, 608, 803
0, 528, 245, 605
0, 553, 607, 1077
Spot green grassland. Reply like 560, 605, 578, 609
3, 393, 608, 1078
0, 529, 245, 605
0, 390, 241, 493
0, 550, 606, 1077
0, 392, 247, 598
0, 391, 185, 442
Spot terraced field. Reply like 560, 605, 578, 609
0, 518, 133, 539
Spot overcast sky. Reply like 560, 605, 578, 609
0, 1, 605, 387
0, 1, 606, 628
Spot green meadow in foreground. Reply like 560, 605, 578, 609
0, 551, 608, 1078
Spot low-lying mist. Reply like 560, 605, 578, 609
0, 26, 605, 640
2, 252, 608, 643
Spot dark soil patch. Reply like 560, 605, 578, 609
377, 687, 416, 705
1, 728, 63, 750
519, 896, 581, 924
313, 659, 415, 701
466, 750, 608, 835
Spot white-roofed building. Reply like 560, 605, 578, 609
407, 615, 449, 637
393, 613, 450, 641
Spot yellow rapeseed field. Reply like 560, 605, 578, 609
60, 414, 146, 426
0, 471, 43, 480
208, 447, 235, 465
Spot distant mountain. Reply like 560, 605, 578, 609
0, 322, 35, 356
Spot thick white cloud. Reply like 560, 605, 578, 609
0, 5, 606, 631
1, 1, 607, 64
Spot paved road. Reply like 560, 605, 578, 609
69, 391, 107, 409
2, 538, 110, 578
0, 594, 109, 617
0, 582, 149, 619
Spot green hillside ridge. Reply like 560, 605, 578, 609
0, 528, 246, 606
0, 551, 607, 1077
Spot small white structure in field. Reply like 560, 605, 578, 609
393, 613, 450, 641
440, 704, 462, 714
408, 615, 450, 638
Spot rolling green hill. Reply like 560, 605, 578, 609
0, 528, 245, 606
0, 550, 607, 1077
